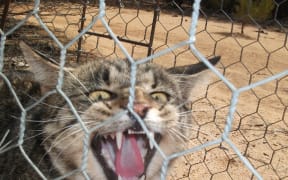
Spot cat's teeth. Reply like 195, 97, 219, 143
128, 129, 145, 134
128, 129, 133, 134
149, 132, 155, 149
118, 175, 122, 180
140, 175, 146, 180
110, 133, 115, 140
116, 132, 122, 150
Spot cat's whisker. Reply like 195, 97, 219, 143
167, 129, 183, 142
37, 122, 99, 166
171, 128, 190, 141
21, 126, 78, 147
52, 134, 84, 167
0, 130, 12, 153
168, 128, 188, 143
26, 119, 60, 123
25, 123, 85, 144
21, 118, 79, 143
48, 120, 101, 151
38, 132, 85, 169
24, 130, 50, 142
29, 129, 43, 132
13, 111, 87, 125
26, 115, 78, 123
177, 111, 192, 116
177, 114, 192, 118
175, 121, 199, 130
48, 127, 83, 153
175, 122, 219, 139
40, 118, 93, 146
190, 109, 215, 113
176, 121, 195, 128
56, 116, 90, 123
40, 124, 75, 146
38, 101, 87, 114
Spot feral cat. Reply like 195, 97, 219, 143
0, 41, 220, 180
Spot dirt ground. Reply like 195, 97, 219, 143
4, 2, 288, 180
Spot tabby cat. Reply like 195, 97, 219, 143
0, 41, 220, 180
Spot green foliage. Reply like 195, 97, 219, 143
234, 0, 275, 21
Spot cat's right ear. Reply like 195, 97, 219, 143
167, 56, 220, 100
167, 56, 220, 75
19, 41, 60, 94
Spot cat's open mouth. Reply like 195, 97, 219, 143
91, 129, 161, 180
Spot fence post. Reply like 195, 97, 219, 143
147, 0, 160, 57
0, 0, 11, 31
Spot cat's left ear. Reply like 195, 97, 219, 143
19, 41, 74, 94
167, 56, 221, 100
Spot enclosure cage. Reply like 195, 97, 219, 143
0, 0, 288, 179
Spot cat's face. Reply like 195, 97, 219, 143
21, 41, 220, 180
42, 60, 192, 180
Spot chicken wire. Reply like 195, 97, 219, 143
0, 0, 288, 179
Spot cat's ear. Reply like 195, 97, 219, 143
167, 56, 221, 100
167, 56, 220, 75
19, 41, 60, 94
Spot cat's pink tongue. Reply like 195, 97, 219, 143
115, 134, 144, 179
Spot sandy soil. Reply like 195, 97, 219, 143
5, 2, 288, 179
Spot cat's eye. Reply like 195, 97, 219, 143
150, 92, 169, 103
89, 90, 113, 101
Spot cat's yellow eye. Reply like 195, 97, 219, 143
150, 92, 169, 103
89, 90, 112, 101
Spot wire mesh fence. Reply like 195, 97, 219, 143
0, 0, 288, 179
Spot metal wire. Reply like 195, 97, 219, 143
0, 0, 287, 179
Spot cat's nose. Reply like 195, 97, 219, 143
133, 102, 150, 118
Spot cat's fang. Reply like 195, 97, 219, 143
140, 175, 146, 180
148, 132, 154, 149
116, 132, 123, 149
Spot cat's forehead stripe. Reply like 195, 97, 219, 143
73, 60, 178, 95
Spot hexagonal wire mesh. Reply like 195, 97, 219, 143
0, 0, 288, 179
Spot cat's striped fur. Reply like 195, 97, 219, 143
0, 41, 220, 180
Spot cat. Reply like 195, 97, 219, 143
0, 41, 220, 180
